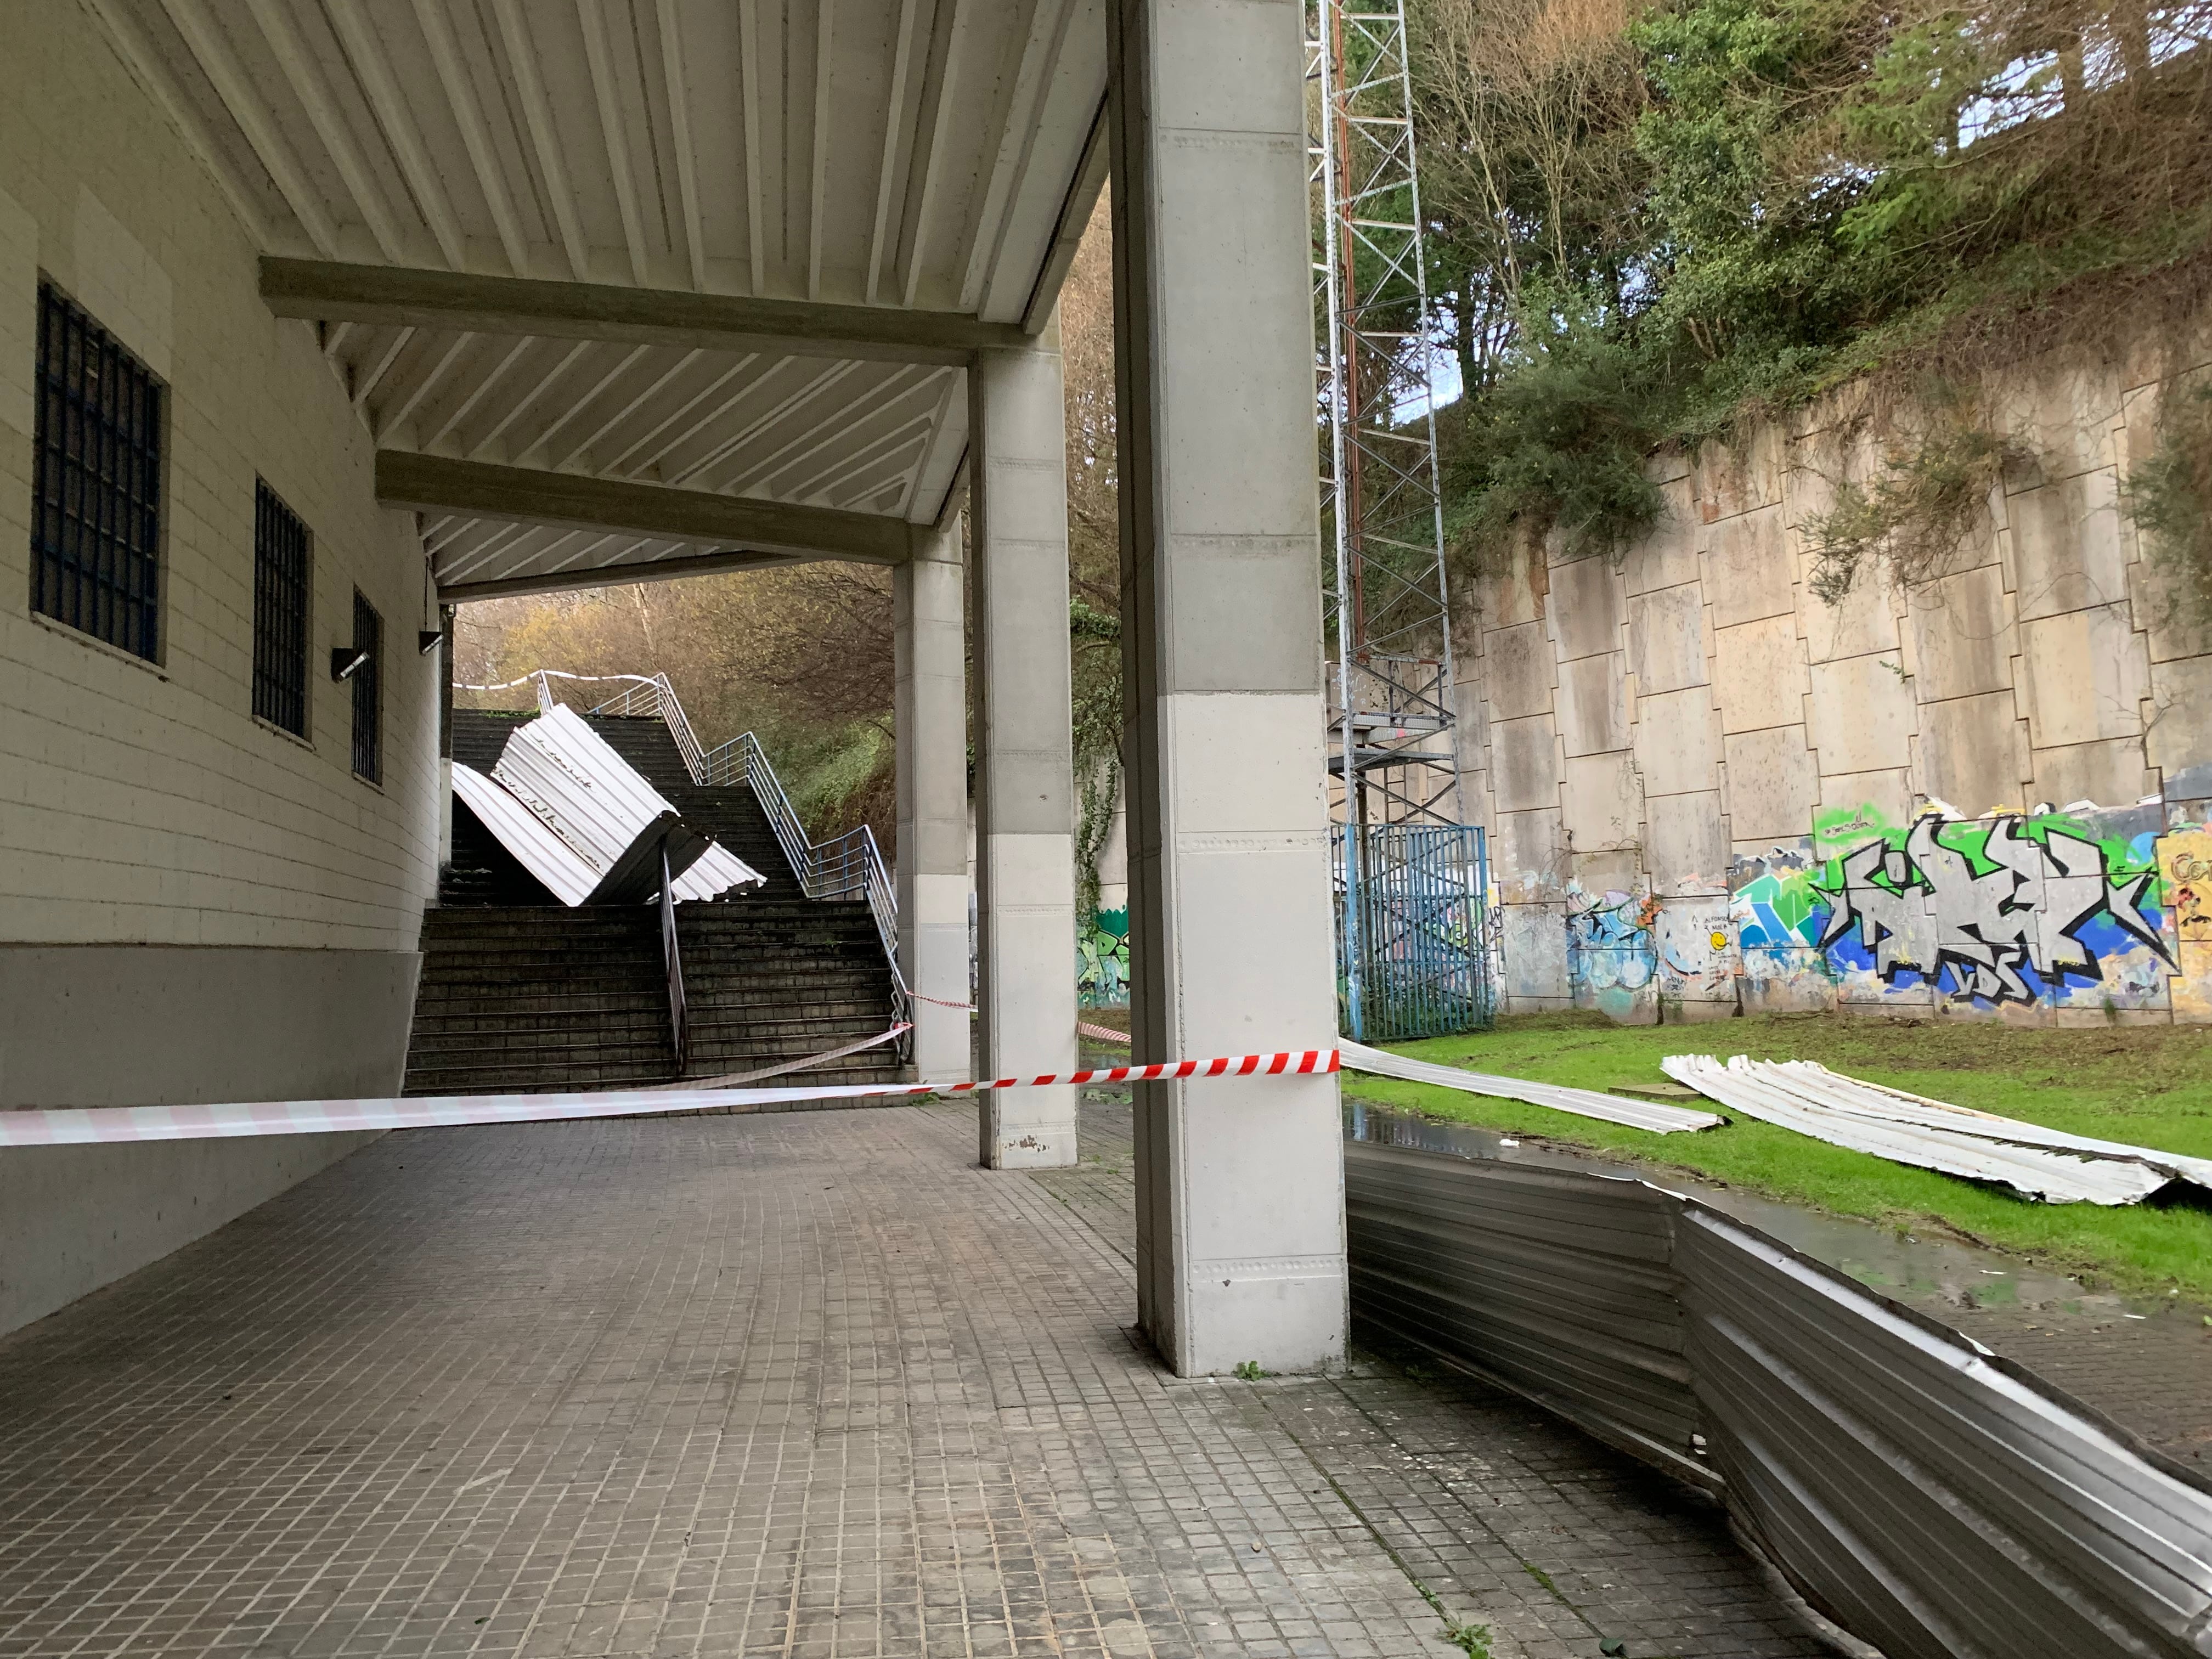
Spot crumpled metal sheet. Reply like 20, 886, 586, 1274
1346, 1138, 2212, 1659
1678, 1206, 2212, 1659
454, 708, 762, 906
1345, 1141, 1712, 1487
1662, 1053, 2165, 1205
1341, 1039, 1722, 1132
1765, 1060, 2212, 1195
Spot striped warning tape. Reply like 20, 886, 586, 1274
0, 1049, 1340, 1148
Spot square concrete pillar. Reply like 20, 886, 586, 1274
972, 325, 1080, 1168
894, 528, 972, 1083
1107, 0, 1346, 1376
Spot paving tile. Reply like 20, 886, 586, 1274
0, 1094, 1827, 1658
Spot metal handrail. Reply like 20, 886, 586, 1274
588, 676, 909, 1045
658, 839, 687, 1075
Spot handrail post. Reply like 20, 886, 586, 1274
660, 838, 687, 1077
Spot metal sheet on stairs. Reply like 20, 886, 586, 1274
453, 707, 761, 907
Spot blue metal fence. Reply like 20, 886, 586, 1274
1332, 823, 1495, 1041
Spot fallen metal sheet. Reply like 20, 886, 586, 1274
1346, 1141, 1713, 1488
1766, 1060, 2212, 1195
1678, 1206, 2212, 1659
1341, 1039, 1722, 1132
478, 707, 763, 906
1346, 1138, 2212, 1659
1663, 1054, 2166, 1205
451, 761, 597, 906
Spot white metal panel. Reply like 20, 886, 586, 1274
1663, 1055, 2168, 1205
458, 709, 764, 906
1339, 1041, 1723, 1133
450, 760, 599, 906
1768, 1060, 2212, 1195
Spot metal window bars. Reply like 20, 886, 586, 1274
252, 480, 311, 737
349, 591, 382, 783
31, 281, 164, 662
584, 673, 910, 1049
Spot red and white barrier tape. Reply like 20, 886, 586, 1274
0, 1049, 1340, 1147
1079, 1022, 1132, 1045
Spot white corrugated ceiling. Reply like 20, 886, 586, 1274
95, 0, 1106, 594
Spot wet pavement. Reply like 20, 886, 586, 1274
1339, 1096, 2212, 1474
0, 1095, 1823, 1659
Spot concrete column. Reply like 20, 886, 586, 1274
970, 325, 1079, 1167
894, 528, 973, 1082
1108, 0, 1346, 1376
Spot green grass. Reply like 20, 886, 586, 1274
1349, 1012, 2212, 1301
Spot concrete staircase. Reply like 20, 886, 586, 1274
404, 709, 901, 1096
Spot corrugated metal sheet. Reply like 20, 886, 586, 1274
1768, 1060, 2212, 1195
1679, 1207, 2212, 1659
1341, 1040, 1722, 1132
463, 708, 762, 907
1663, 1054, 2165, 1205
1345, 1142, 1713, 1487
1347, 1139, 2212, 1659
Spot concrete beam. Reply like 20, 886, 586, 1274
264, 257, 1033, 366
435, 548, 816, 605
895, 529, 973, 1083
377, 453, 918, 566
971, 329, 1078, 1168
1109, 0, 1346, 1378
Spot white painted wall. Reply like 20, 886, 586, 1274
0, 2, 439, 958
0, 1, 439, 1336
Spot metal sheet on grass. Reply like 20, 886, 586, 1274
1341, 1040, 1722, 1132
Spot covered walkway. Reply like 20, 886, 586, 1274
0, 1103, 1817, 1659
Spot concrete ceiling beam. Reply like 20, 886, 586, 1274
263, 258, 1028, 366
435, 548, 817, 605
376, 452, 923, 568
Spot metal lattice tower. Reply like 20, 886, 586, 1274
1308, 0, 1462, 833
1309, 1, 1492, 1041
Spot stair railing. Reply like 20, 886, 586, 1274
702, 732, 907, 1013
588, 676, 909, 1051
658, 838, 688, 1076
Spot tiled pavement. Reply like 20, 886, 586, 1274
0, 1098, 1822, 1659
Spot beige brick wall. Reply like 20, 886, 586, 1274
1458, 320, 2212, 1023
0, 0, 437, 953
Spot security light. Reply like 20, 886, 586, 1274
330, 645, 371, 681
418, 630, 444, 657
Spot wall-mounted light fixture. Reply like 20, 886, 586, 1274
330, 645, 371, 681
417, 630, 444, 657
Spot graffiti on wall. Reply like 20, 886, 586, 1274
1706, 802, 2196, 1015
1565, 887, 1658, 1018
1077, 908, 1130, 1007
1817, 812, 2171, 1004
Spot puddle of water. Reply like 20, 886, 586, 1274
1344, 1100, 2193, 1332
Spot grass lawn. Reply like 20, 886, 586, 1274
1350, 1011, 2212, 1302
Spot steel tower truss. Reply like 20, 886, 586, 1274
1308, 0, 1461, 832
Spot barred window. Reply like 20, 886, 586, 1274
252, 481, 311, 738
31, 281, 164, 660
350, 590, 382, 784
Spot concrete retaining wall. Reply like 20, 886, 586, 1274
1455, 333, 2212, 1022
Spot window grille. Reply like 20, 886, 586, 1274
252, 481, 311, 737
351, 590, 382, 783
31, 281, 164, 660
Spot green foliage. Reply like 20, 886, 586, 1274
1231, 1360, 1269, 1381
1444, 1621, 1495, 1656
2124, 381, 2212, 630
1802, 414, 2021, 601
1416, 0, 2212, 573
1070, 598, 1124, 923
1443, 319, 1669, 569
